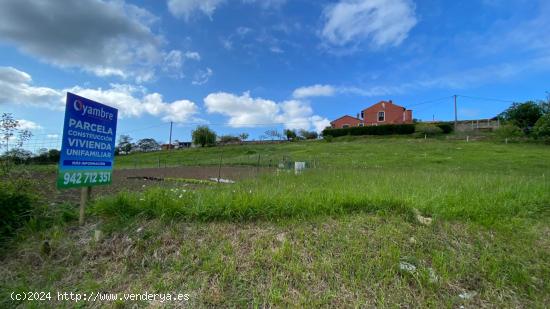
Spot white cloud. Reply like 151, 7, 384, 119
270, 46, 284, 54
0, 0, 190, 81
242, 0, 287, 9
168, 0, 287, 20
65, 84, 198, 123
236, 27, 253, 37
17, 119, 42, 130
292, 84, 336, 98
167, 0, 226, 20
0, 66, 62, 107
292, 84, 399, 98
321, 0, 417, 49
192, 68, 213, 85
0, 66, 198, 123
162, 50, 201, 77
220, 38, 234, 50
184, 51, 201, 61
204, 91, 330, 132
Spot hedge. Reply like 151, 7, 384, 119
322, 124, 415, 137
435, 122, 454, 134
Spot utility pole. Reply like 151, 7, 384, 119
168, 121, 173, 151
454, 95, 458, 130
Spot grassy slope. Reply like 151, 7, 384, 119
1, 137, 549, 308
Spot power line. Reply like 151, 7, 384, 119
408, 95, 454, 108
456, 94, 517, 103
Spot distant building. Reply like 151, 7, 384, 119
331, 100, 413, 129
161, 141, 192, 150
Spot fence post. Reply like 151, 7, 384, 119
157, 156, 160, 168
217, 151, 223, 183
257, 153, 261, 175
466, 136, 469, 142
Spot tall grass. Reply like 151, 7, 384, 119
92, 168, 549, 227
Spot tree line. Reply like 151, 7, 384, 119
496, 96, 550, 140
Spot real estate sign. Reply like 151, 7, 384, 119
57, 92, 118, 189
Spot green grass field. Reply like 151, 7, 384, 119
1, 136, 549, 307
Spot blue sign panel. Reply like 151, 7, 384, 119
57, 92, 118, 189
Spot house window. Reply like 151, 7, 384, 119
342, 124, 350, 128
358, 123, 364, 127
378, 111, 385, 122
360, 111, 364, 119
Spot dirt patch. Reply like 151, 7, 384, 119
31, 166, 270, 205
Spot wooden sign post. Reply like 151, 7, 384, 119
79, 187, 92, 225
57, 92, 118, 226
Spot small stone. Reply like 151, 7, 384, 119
409, 237, 417, 245
276, 233, 286, 243
94, 230, 103, 242
399, 261, 416, 274
459, 291, 477, 300
414, 208, 433, 226
428, 267, 438, 283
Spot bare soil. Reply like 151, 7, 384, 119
30, 166, 268, 205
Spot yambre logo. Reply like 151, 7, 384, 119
73, 99, 114, 121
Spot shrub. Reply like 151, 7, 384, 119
322, 124, 415, 137
298, 129, 319, 140
533, 113, 550, 139
435, 122, 454, 134
323, 135, 334, 143
495, 124, 523, 140
415, 124, 443, 136
192, 126, 217, 147
0, 179, 37, 240
498, 101, 542, 132
284, 129, 297, 141
219, 135, 241, 144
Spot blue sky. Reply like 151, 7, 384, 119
1, 0, 549, 151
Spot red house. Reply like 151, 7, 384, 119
330, 100, 413, 129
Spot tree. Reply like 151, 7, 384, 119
533, 113, 550, 139
415, 124, 443, 136
264, 130, 282, 140
1, 113, 33, 173
540, 92, 550, 115
498, 101, 542, 132
192, 126, 216, 147
1, 113, 32, 153
2, 148, 33, 164
118, 134, 133, 154
298, 129, 319, 140
495, 124, 523, 140
136, 138, 160, 152
219, 135, 240, 144
239, 133, 249, 141
284, 129, 297, 141
47, 149, 60, 162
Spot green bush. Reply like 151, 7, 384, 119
533, 113, 550, 139
415, 124, 443, 136
495, 124, 523, 140
322, 124, 415, 137
435, 122, 454, 134
0, 179, 36, 240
